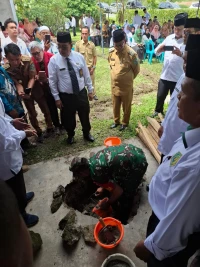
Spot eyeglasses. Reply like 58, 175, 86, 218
31, 51, 41, 56
114, 41, 125, 48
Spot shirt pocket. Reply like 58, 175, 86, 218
79, 48, 85, 55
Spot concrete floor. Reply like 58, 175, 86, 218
24, 137, 158, 267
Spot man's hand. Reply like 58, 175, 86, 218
44, 40, 50, 51
158, 126, 164, 138
172, 46, 182, 57
90, 68, 94, 76
88, 93, 93, 101
25, 129, 38, 137
97, 198, 110, 210
9, 109, 19, 118
95, 187, 104, 197
21, 94, 31, 100
134, 240, 152, 262
12, 118, 31, 131
56, 100, 63, 109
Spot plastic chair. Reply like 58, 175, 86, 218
144, 40, 155, 64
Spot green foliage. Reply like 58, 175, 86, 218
14, 0, 98, 34
117, 8, 198, 25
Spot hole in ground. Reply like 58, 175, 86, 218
64, 176, 142, 223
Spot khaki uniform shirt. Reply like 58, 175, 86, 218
75, 40, 97, 69
4, 56, 39, 97
108, 44, 140, 96
4, 55, 36, 89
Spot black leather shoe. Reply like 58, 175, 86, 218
119, 125, 127, 131
67, 136, 75, 144
110, 123, 120, 129
84, 134, 95, 142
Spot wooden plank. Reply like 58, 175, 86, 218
138, 122, 161, 163
158, 113, 164, 123
147, 125, 160, 144
147, 117, 161, 132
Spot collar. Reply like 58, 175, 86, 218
81, 39, 89, 46
182, 127, 200, 148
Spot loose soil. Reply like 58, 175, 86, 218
98, 225, 120, 245
107, 260, 130, 267
64, 176, 98, 212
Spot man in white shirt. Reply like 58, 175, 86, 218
39, 26, 58, 55
0, 98, 39, 228
134, 47, 200, 266
1, 18, 30, 60
71, 15, 76, 37
83, 14, 87, 26
143, 8, 151, 24
152, 13, 188, 117
85, 14, 94, 29
48, 32, 94, 144
133, 10, 142, 29
158, 19, 200, 159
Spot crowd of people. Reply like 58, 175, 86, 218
1, 9, 200, 267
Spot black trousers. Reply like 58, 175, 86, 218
72, 27, 76, 36
43, 85, 62, 128
6, 169, 27, 214
59, 88, 91, 137
147, 212, 200, 267
155, 79, 177, 113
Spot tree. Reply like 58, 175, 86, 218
14, 0, 97, 33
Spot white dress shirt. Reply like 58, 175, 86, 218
86, 17, 94, 28
71, 17, 76, 27
145, 12, 151, 23
145, 127, 200, 260
2, 36, 30, 58
0, 114, 25, 181
158, 73, 188, 155
48, 50, 93, 101
41, 40, 58, 54
155, 34, 184, 82
133, 15, 142, 28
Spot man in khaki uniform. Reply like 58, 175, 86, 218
4, 43, 53, 142
108, 29, 140, 131
75, 26, 98, 100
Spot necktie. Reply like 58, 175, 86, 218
66, 58, 80, 95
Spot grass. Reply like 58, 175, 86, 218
24, 31, 163, 165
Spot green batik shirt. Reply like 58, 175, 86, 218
89, 144, 148, 196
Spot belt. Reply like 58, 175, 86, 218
59, 88, 86, 95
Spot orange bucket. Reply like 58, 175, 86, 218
94, 217, 124, 249
104, 137, 121, 147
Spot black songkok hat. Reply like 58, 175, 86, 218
185, 34, 200, 51
186, 49, 200, 81
57, 32, 72, 43
113, 29, 125, 43
185, 18, 200, 29
174, 13, 188, 26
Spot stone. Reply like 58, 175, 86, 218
62, 224, 81, 246
82, 225, 96, 245
53, 185, 65, 199
58, 209, 77, 230
51, 195, 63, 213
29, 231, 43, 254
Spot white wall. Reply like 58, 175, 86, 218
0, 0, 18, 24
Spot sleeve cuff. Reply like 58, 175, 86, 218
53, 94, 60, 101
144, 235, 168, 261
19, 130, 26, 140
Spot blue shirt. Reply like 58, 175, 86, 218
0, 67, 24, 116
